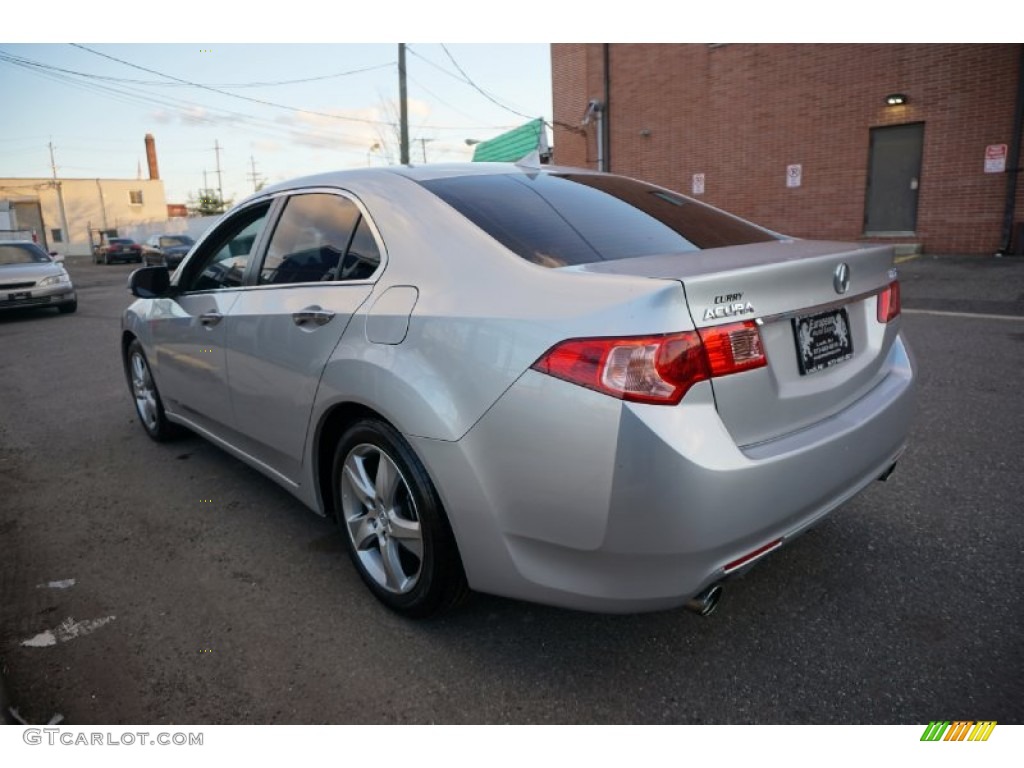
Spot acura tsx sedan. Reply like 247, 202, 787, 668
121, 162, 915, 618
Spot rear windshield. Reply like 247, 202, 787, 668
160, 236, 193, 247
418, 172, 778, 268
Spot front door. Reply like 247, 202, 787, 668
151, 201, 272, 434
864, 122, 924, 235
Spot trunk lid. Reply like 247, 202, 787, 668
577, 240, 900, 446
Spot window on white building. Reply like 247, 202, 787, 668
129, 190, 144, 206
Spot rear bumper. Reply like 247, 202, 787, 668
413, 333, 915, 613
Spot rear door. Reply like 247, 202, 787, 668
223, 190, 383, 480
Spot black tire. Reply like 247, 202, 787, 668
332, 418, 468, 618
58, 300, 77, 314
124, 339, 179, 441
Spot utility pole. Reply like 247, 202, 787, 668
398, 44, 410, 165
213, 140, 224, 206
247, 155, 262, 193
419, 138, 434, 164
48, 142, 70, 253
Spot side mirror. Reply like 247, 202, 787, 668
128, 266, 171, 298
50, 252, 65, 263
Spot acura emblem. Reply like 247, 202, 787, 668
833, 263, 850, 294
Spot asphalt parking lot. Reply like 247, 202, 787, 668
1, 254, 1022, 725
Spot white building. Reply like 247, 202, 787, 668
0, 134, 176, 257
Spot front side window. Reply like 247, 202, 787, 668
258, 193, 379, 285
181, 203, 271, 292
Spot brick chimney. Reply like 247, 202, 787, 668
145, 134, 160, 180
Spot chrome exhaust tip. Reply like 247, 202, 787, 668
685, 583, 723, 617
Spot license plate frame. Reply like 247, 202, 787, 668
792, 307, 854, 375
8, 291, 31, 301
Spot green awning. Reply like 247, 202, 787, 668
472, 118, 549, 162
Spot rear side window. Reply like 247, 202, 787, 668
259, 193, 380, 284
419, 172, 778, 267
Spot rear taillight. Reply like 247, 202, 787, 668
877, 280, 901, 323
531, 321, 766, 406
698, 321, 767, 377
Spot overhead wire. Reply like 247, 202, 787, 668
0, 49, 394, 89
55, 47, 519, 133
69, 44, 400, 128
439, 43, 537, 122
412, 45, 583, 136
0, 52, 382, 153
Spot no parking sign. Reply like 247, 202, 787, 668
985, 144, 1007, 173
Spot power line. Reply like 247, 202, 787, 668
412, 45, 582, 136
0, 54, 381, 153
0, 48, 394, 89
439, 43, 536, 122
70, 44, 399, 128
2, 47, 528, 136
407, 73, 490, 125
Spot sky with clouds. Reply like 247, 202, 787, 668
0, 43, 552, 205
0, 3, 1001, 208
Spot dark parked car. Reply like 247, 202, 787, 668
0, 241, 77, 314
142, 234, 195, 268
95, 237, 142, 265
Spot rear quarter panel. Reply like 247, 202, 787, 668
311, 174, 697, 442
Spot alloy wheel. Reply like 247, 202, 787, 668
130, 351, 159, 433
340, 444, 423, 594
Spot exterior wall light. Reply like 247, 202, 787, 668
886, 93, 908, 106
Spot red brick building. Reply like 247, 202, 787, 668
551, 44, 1024, 255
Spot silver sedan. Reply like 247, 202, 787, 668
0, 241, 77, 314
121, 163, 915, 617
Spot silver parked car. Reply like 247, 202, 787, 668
121, 164, 915, 618
0, 241, 77, 314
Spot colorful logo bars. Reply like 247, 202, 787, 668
920, 721, 997, 742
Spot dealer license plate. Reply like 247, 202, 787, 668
792, 307, 854, 375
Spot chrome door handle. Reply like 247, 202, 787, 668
292, 307, 336, 327
199, 311, 223, 327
